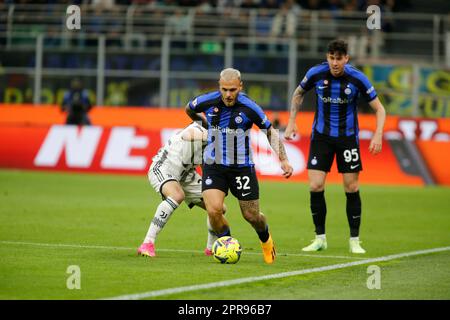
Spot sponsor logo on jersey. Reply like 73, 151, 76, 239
366, 86, 375, 95
318, 94, 350, 104
192, 98, 198, 107
210, 125, 243, 134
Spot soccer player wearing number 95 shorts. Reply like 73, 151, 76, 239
284, 39, 386, 254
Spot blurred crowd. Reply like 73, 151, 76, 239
2, 0, 410, 13
0, 0, 416, 51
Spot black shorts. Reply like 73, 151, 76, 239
307, 131, 363, 173
202, 164, 259, 201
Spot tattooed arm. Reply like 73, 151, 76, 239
266, 126, 293, 178
284, 85, 306, 140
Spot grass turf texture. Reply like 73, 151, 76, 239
0, 169, 449, 300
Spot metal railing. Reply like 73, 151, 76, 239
0, 4, 449, 117
1, 4, 449, 63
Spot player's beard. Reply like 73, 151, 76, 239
331, 67, 344, 77
223, 98, 236, 107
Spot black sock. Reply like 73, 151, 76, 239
346, 191, 362, 237
310, 191, 327, 235
256, 225, 270, 243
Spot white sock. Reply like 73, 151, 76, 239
350, 237, 360, 241
316, 234, 326, 240
144, 197, 179, 244
206, 216, 218, 250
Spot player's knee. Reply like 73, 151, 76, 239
167, 190, 185, 204
309, 181, 325, 192
344, 183, 359, 193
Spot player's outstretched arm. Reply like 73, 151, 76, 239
368, 97, 386, 155
266, 126, 293, 178
284, 86, 306, 140
185, 103, 208, 128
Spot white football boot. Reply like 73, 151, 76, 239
302, 236, 327, 252
349, 238, 366, 254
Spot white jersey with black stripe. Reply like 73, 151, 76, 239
151, 122, 205, 178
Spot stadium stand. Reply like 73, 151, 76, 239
0, 1, 448, 114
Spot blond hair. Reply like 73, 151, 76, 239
219, 68, 241, 82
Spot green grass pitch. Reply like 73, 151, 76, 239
0, 169, 449, 300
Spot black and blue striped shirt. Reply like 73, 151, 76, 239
300, 62, 377, 137
189, 91, 271, 167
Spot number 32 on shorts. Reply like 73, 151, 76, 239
343, 148, 359, 163
235, 176, 250, 190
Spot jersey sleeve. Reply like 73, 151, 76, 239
188, 91, 219, 113
248, 105, 272, 130
299, 67, 318, 92
357, 72, 377, 102
239, 94, 272, 130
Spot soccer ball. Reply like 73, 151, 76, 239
212, 236, 242, 264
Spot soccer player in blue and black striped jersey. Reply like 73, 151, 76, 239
285, 39, 386, 254
186, 68, 293, 264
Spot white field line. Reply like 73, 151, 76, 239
102, 246, 450, 300
0, 240, 366, 260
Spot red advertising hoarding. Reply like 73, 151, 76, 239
0, 105, 449, 185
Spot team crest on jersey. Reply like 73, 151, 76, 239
324, 80, 328, 85
205, 177, 213, 185
311, 157, 318, 165
214, 107, 219, 113
345, 88, 352, 95
235, 116, 243, 124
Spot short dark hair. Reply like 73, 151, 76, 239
327, 39, 348, 55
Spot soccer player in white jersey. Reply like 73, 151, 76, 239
137, 122, 226, 257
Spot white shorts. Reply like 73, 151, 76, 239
148, 161, 203, 208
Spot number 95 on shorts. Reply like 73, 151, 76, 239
307, 132, 363, 173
